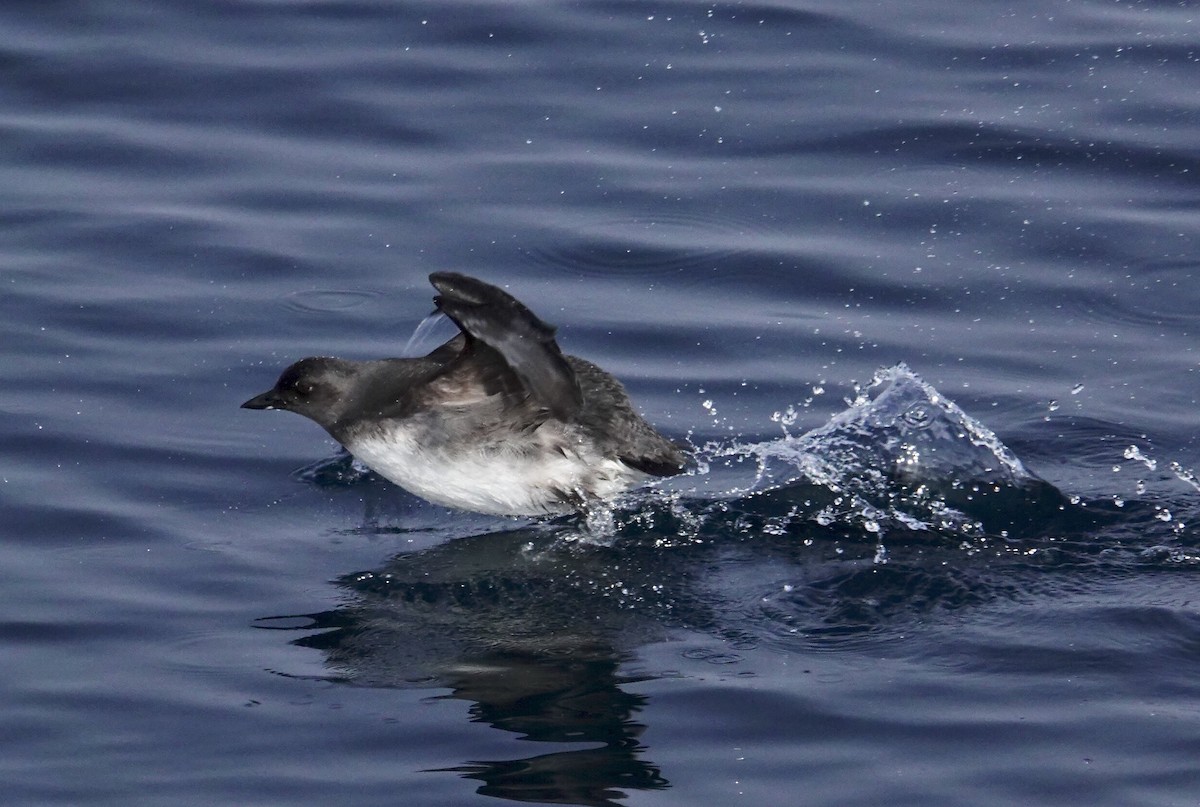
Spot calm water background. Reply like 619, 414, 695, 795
3, 1, 1199, 805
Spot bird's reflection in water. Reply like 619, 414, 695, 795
430, 652, 667, 806
261, 525, 692, 805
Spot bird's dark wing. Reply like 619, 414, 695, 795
428, 272, 583, 421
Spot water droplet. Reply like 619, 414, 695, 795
1123, 445, 1157, 470
901, 402, 933, 428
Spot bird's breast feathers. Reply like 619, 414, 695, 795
344, 422, 644, 516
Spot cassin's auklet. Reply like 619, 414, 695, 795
242, 272, 687, 516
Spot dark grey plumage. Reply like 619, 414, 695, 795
242, 272, 687, 515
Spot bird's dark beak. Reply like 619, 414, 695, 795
241, 390, 283, 410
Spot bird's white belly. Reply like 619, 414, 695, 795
345, 427, 640, 516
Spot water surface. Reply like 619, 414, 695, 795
3, 1, 1198, 805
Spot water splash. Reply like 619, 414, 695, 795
660, 365, 1055, 541
1123, 445, 1157, 472
1170, 462, 1200, 494
402, 310, 455, 357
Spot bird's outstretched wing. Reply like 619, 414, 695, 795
428, 272, 583, 421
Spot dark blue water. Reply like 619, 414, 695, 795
4, 1, 1199, 804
